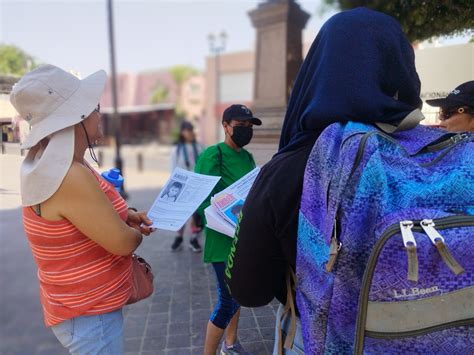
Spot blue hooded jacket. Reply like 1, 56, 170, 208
277, 7, 422, 155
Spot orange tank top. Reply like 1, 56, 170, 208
22, 167, 132, 327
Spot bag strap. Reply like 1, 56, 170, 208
375, 108, 424, 134
277, 267, 298, 355
178, 143, 191, 170
32, 204, 41, 216
192, 141, 199, 164
217, 144, 254, 173
217, 144, 223, 176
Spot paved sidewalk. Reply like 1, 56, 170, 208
0, 153, 278, 354
123, 188, 278, 355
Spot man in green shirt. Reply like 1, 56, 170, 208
195, 104, 261, 355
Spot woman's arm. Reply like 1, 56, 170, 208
53, 163, 143, 256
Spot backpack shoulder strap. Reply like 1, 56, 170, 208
276, 267, 297, 355
216, 144, 223, 175
375, 108, 424, 134
177, 142, 191, 169
192, 141, 199, 164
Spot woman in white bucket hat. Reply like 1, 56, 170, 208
11, 64, 153, 354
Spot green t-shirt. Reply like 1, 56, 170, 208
195, 142, 256, 263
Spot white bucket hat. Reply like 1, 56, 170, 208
10, 64, 107, 206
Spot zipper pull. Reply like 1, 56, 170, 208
451, 133, 469, 144
326, 237, 342, 272
326, 219, 342, 272
420, 219, 465, 275
400, 221, 419, 282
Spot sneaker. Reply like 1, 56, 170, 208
220, 340, 247, 354
171, 236, 183, 251
189, 237, 202, 253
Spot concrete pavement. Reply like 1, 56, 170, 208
0, 149, 277, 354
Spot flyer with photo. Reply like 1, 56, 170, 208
147, 167, 220, 231
205, 167, 260, 237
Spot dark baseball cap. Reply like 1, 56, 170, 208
180, 121, 194, 131
222, 104, 262, 126
426, 81, 474, 109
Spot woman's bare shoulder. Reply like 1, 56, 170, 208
59, 162, 100, 195
40, 162, 101, 219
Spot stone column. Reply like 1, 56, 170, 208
247, 0, 309, 165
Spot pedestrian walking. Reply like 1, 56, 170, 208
169, 120, 205, 252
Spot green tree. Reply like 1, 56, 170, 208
169, 65, 199, 120
150, 85, 169, 104
0, 44, 37, 76
324, 1, 474, 42
169, 65, 199, 87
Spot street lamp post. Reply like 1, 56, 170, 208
208, 31, 227, 142
106, 0, 127, 198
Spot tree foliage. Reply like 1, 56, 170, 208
324, 0, 474, 42
0, 44, 37, 76
168, 65, 199, 121
147, 65, 199, 126
169, 65, 198, 86
150, 85, 169, 104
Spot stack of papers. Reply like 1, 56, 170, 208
205, 167, 260, 237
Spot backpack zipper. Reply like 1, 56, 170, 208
420, 219, 465, 275
418, 133, 469, 153
354, 215, 474, 355
325, 131, 373, 269
326, 131, 471, 273
326, 217, 342, 272
326, 131, 368, 209
349, 131, 470, 177
419, 138, 471, 167
400, 221, 419, 282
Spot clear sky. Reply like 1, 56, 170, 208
1, 0, 336, 77
1, 0, 469, 78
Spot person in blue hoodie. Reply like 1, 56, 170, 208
226, 8, 423, 354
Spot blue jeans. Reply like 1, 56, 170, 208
273, 304, 304, 355
51, 309, 124, 355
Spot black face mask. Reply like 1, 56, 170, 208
231, 126, 253, 147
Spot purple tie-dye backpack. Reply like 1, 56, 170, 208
297, 121, 474, 354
